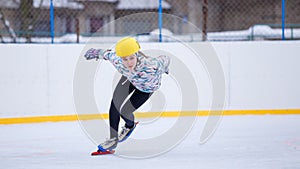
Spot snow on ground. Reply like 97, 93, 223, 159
0, 115, 299, 169
1, 25, 300, 43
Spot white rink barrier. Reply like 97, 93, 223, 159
0, 41, 299, 123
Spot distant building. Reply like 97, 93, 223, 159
165, 0, 300, 32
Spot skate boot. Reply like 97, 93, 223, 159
97, 137, 118, 152
118, 122, 139, 142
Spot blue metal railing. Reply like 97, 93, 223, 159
282, 0, 285, 40
158, 0, 163, 42
50, 0, 54, 44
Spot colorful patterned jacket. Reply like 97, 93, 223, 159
100, 50, 170, 93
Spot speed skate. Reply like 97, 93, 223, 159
91, 149, 115, 156
91, 122, 139, 156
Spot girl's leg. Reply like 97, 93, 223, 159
108, 102, 120, 139
120, 88, 152, 128
109, 76, 135, 138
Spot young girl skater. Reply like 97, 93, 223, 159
84, 37, 170, 154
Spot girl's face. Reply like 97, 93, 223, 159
122, 54, 137, 71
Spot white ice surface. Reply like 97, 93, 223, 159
1, 115, 300, 169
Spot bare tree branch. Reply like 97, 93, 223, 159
0, 9, 17, 43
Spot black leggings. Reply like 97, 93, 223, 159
109, 76, 152, 139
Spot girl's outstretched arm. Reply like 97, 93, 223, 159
156, 55, 171, 74
84, 48, 127, 74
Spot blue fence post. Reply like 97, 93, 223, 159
50, 0, 54, 43
158, 0, 163, 42
282, 0, 285, 40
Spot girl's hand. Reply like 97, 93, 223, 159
84, 48, 101, 61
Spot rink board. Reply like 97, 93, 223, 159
0, 109, 299, 124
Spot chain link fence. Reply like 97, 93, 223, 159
0, 0, 299, 43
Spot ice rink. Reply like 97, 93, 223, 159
1, 115, 299, 169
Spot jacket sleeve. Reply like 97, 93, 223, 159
156, 55, 170, 74
101, 50, 127, 74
